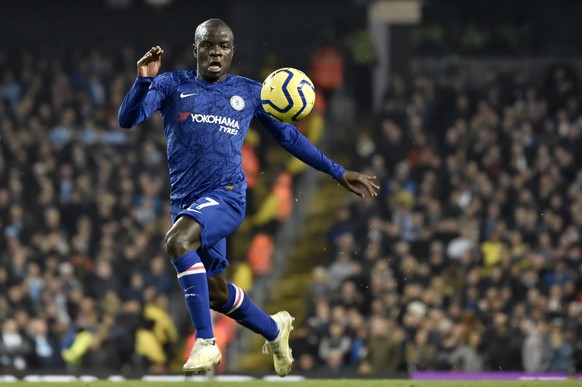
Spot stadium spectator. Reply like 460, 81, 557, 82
25, 318, 63, 369
241, 130, 261, 212
522, 319, 550, 372
358, 316, 404, 374
142, 256, 174, 296
318, 321, 352, 372
405, 328, 438, 371
546, 324, 574, 373
0, 318, 31, 371
449, 330, 485, 371
246, 232, 275, 277
251, 170, 294, 231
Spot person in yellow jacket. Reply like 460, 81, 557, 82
481, 226, 505, 268
135, 318, 168, 370
143, 290, 178, 350
61, 330, 94, 367
252, 171, 293, 230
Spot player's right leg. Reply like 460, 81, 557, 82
165, 217, 221, 373
170, 189, 246, 373
208, 275, 294, 376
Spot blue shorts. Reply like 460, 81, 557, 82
176, 187, 246, 277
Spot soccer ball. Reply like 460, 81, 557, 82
261, 68, 316, 123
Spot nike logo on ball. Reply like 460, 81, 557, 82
180, 92, 196, 98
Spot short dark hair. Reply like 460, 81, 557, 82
194, 18, 234, 44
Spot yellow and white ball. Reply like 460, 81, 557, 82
261, 68, 316, 123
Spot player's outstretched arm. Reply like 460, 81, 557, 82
337, 171, 379, 198
137, 46, 164, 77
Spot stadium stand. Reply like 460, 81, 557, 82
291, 62, 582, 376
0, 46, 298, 374
1, 17, 582, 379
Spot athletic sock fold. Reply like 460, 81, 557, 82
215, 282, 279, 341
171, 251, 214, 339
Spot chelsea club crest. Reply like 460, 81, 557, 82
230, 95, 245, 111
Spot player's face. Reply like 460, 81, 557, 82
193, 25, 234, 83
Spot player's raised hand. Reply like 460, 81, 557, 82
137, 46, 164, 77
338, 171, 379, 198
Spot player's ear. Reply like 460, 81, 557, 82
192, 43, 197, 56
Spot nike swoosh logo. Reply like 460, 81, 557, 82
180, 92, 196, 98
185, 208, 201, 213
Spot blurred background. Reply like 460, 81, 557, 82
1, 0, 582, 379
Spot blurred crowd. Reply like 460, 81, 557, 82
0, 46, 185, 373
2, 42, 582, 377
0, 45, 303, 374
292, 63, 582, 376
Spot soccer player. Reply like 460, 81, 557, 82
118, 18, 379, 376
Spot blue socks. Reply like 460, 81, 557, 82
171, 251, 214, 340
172, 252, 279, 341
215, 282, 279, 341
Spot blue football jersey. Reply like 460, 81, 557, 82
119, 71, 345, 219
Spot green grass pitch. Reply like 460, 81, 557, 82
7, 380, 582, 387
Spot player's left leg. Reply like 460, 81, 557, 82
208, 273, 279, 339
208, 274, 295, 377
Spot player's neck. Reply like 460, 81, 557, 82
197, 74, 229, 84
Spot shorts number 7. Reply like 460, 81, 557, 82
195, 197, 220, 210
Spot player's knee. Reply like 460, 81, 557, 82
165, 229, 197, 258
164, 231, 181, 258
165, 218, 203, 259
